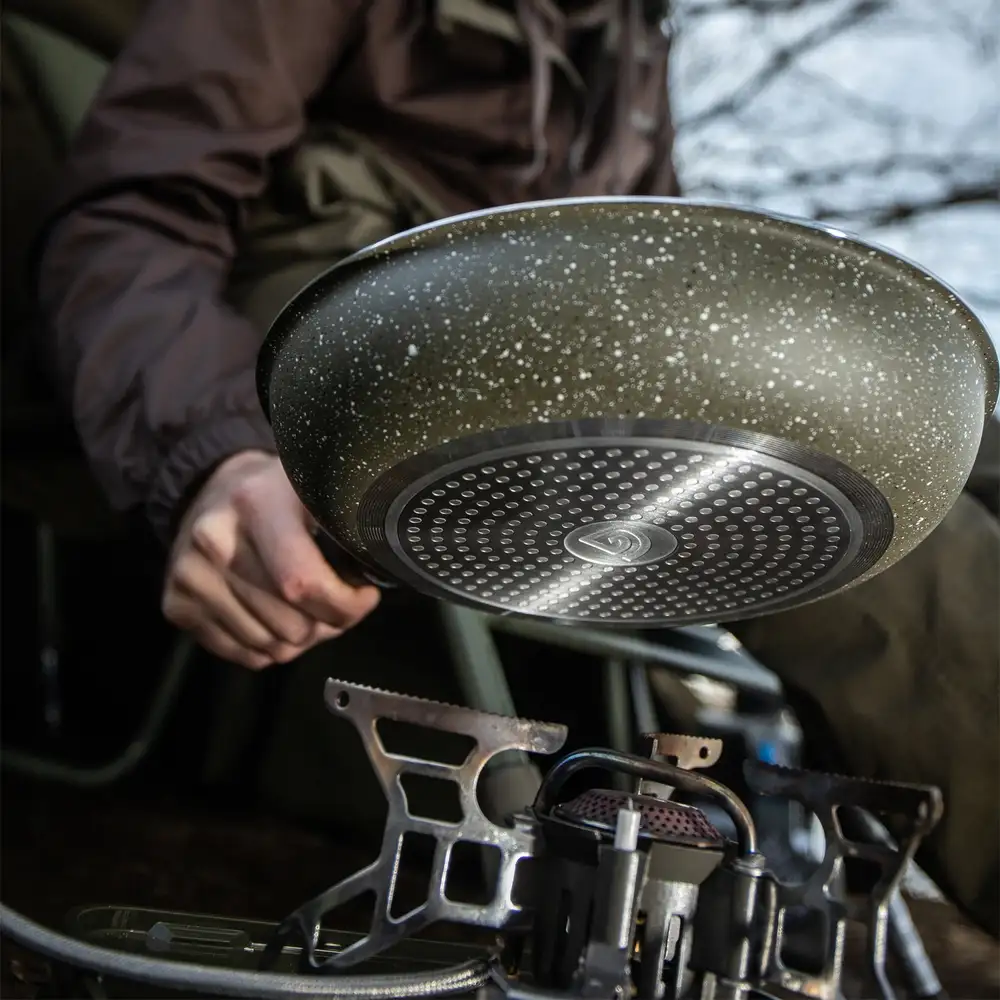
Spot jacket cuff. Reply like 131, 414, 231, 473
146, 412, 276, 545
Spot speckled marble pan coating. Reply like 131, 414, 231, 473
259, 197, 997, 596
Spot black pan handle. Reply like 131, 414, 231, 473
313, 530, 397, 589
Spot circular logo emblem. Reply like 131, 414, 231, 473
563, 521, 677, 567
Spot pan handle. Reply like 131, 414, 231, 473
313, 530, 397, 589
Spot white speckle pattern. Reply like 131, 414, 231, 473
263, 198, 997, 590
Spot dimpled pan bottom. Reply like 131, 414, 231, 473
355, 420, 893, 627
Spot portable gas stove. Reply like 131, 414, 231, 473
2, 675, 947, 1000
7, 197, 987, 999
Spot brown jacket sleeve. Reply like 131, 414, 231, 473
36, 0, 362, 542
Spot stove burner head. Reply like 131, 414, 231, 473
554, 788, 725, 850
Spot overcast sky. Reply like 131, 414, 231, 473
671, 0, 1000, 351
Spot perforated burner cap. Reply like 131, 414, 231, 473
554, 788, 725, 849
356, 421, 893, 626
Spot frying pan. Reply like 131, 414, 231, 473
257, 198, 997, 628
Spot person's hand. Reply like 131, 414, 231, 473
162, 450, 380, 668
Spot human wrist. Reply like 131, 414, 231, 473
146, 413, 276, 545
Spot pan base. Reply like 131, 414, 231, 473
355, 421, 893, 626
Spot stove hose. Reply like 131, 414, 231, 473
0, 904, 492, 999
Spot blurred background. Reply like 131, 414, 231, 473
1, 0, 997, 996
672, 0, 999, 351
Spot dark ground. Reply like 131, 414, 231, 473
1, 505, 998, 999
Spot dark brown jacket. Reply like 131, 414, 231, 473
36, 0, 678, 540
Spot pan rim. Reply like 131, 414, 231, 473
257, 195, 998, 422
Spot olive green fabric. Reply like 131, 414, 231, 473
0, 2, 147, 533
227, 125, 451, 328
1, 0, 146, 350
729, 490, 999, 936
1, 17, 65, 361
968, 415, 999, 516
3, 13, 111, 153
2, 0, 148, 62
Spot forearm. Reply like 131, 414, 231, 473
38, 187, 274, 539
32, 0, 361, 539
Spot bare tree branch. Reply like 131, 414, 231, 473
686, 154, 998, 196
679, 0, 844, 17
677, 0, 888, 128
672, 0, 999, 330
788, 65, 937, 131
815, 183, 1000, 225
